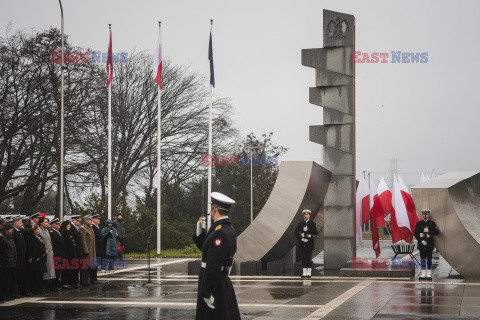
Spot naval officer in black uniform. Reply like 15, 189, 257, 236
414, 209, 439, 280
294, 209, 318, 278
192, 192, 241, 320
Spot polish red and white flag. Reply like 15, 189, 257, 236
376, 177, 393, 227
369, 175, 382, 257
390, 173, 419, 243
153, 29, 162, 88
355, 176, 370, 245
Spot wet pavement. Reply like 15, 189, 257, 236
1, 246, 479, 319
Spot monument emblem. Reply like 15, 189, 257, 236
327, 17, 349, 40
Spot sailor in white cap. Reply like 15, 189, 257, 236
193, 192, 241, 320
414, 209, 439, 280
294, 209, 318, 278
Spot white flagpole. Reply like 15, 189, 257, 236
207, 19, 213, 230
58, 0, 64, 221
108, 23, 112, 221
157, 21, 162, 255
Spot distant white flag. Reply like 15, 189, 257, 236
419, 171, 428, 185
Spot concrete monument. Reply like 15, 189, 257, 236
302, 9, 356, 270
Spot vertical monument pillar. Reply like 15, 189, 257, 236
302, 9, 355, 271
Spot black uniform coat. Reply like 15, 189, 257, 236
192, 217, 241, 320
24, 234, 47, 274
50, 229, 66, 260
62, 229, 78, 262
92, 224, 105, 260
12, 228, 26, 269
414, 219, 439, 251
70, 223, 83, 259
294, 219, 318, 251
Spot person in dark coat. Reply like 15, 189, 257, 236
414, 209, 439, 281
0, 223, 18, 301
112, 213, 125, 257
22, 219, 36, 295
61, 220, 79, 288
101, 219, 119, 270
294, 209, 318, 278
69, 215, 83, 287
26, 225, 48, 294
192, 192, 241, 320
91, 215, 104, 284
50, 218, 67, 290
11, 217, 27, 297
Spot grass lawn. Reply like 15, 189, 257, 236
362, 228, 392, 240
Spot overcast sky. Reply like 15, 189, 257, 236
2, 0, 480, 188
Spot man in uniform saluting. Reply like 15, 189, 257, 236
193, 192, 241, 320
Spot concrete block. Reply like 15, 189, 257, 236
315, 69, 353, 87
323, 175, 355, 207
323, 206, 355, 238
323, 146, 354, 175
323, 237, 355, 270
323, 109, 354, 125
309, 124, 353, 153
267, 260, 285, 276
240, 261, 261, 275
309, 86, 353, 114
188, 260, 202, 275
323, 9, 355, 48
302, 47, 353, 76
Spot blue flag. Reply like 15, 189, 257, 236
208, 31, 215, 87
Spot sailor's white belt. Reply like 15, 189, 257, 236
201, 262, 227, 271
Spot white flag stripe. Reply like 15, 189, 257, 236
392, 173, 411, 231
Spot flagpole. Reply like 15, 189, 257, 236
207, 19, 213, 230
157, 21, 162, 255
58, 0, 64, 221
108, 23, 112, 221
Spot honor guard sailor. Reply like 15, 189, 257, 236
294, 209, 318, 278
192, 192, 241, 320
414, 209, 439, 280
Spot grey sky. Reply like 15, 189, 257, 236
2, 0, 480, 188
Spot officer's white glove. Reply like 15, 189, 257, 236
426, 234, 430, 238
423, 227, 429, 233
419, 233, 424, 238
203, 295, 215, 309
300, 233, 305, 238
196, 218, 206, 237
301, 238, 309, 243
306, 234, 312, 238
303, 226, 308, 232
421, 240, 427, 246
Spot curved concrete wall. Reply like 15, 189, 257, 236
412, 172, 480, 279
235, 161, 331, 264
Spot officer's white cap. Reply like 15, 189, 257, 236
302, 209, 311, 215
421, 209, 431, 214
211, 192, 235, 211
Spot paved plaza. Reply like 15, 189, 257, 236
1, 244, 479, 320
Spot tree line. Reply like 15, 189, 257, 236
0, 27, 288, 251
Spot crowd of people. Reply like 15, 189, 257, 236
0, 212, 126, 302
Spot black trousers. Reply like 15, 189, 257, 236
300, 248, 313, 268
80, 267, 91, 284
0, 267, 16, 299
90, 267, 98, 283
15, 268, 27, 295
4, 268, 18, 298
420, 248, 433, 270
